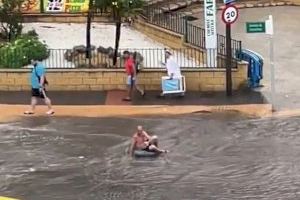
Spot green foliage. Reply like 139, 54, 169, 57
95, 0, 145, 19
24, 29, 39, 38
113, 0, 145, 18
94, 0, 111, 10
0, 0, 24, 41
0, 33, 49, 68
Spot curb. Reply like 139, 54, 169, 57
0, 104, 272, 122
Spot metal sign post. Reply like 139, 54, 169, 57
226, 24, 232, 96
246, 16, 275, 110
222, 5, 238, 96
204, 0, 217, 68
266, 15, 275, 111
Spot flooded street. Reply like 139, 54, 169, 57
1, 114, 300, 200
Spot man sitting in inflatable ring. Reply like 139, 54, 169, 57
129, 125, 168, 156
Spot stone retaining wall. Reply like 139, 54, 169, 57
23, 13, 112, 23
134, 18, 183, 49
134, 18, 207, 64
0, 65, 247, 92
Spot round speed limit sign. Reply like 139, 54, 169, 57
222, 5, 238, 25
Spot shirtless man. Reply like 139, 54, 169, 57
129, 125, 167, 156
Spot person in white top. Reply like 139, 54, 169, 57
165, 51, 181, 78
159, 51, 185, 97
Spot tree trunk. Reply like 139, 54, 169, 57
86, 10, 92, 66
113, 19, 121, 67
86, 0, 93, 67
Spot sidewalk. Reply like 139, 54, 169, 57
0, 90, 272, 122
0, 89, 266, 106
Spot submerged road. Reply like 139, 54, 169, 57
1, 114, 300, 199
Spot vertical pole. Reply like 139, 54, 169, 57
266, 15, 275, 111
40, 0, 44, 13
270, 34, 275, 111
226, 23, 232, 96
184, 17, 188, 43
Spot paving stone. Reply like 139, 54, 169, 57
183, 11, 193, 16
246, 3, 254, 8
169, 3, 179, 10
219, 5, 226, 10
161, 6, 169, 12
177, 1, 188, 7
186, 0, 193, 6
276, 2, 285, 6
236, 4, 246, 8
191, 8, 202, 13
271, 2, 277, 6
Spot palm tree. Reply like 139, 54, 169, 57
86, 0, 110, 62
87, 0, 144, 66
111, 0, 145, 66
85, 0, 93, 62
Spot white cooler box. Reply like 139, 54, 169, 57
161, 76, 186, 95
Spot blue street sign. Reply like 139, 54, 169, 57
224, 0, 235, 5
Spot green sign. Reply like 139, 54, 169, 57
246, 22, 266, 33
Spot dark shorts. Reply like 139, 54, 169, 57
31, 88, 45, 99
143, 145, 155, 152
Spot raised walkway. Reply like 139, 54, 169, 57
1, 90, 299, 122
0, 90, 265, 106
0, 90, 273, 122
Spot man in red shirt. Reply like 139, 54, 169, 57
123, 51, 145, 101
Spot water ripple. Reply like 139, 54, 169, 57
0, 115, 300, 199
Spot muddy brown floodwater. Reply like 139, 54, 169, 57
0, 113, 300, 200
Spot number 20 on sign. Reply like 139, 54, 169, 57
222, 5, 239, 25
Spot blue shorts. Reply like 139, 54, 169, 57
127, 75, 136, 86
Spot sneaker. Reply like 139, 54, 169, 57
122, 97, 132, 101
46, 110, 55, 115
24, 111, 34, 115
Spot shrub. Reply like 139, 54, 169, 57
24, 29, 39, 38
0, 0, 24, 41
0, 35, 49, 68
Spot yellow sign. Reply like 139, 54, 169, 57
21, 0, 40, 13
64, 0, 89, 13
44, 0, 89, 13
0, 0, 40, 13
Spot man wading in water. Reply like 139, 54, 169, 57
129, 125, 168, 156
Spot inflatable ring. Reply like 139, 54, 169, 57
134, 150, 160, 158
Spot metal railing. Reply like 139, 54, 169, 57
0, 48, 235, 69
142, 6, 242, 60
145, 7, 186, 34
